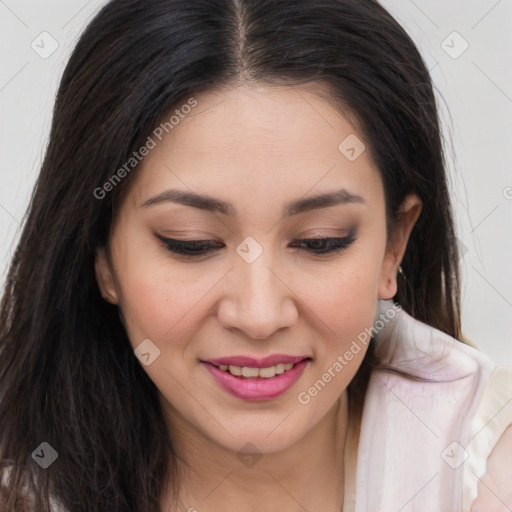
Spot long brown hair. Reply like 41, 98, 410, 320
0, 0, 461, 510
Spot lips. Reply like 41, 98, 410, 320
201, 354, 311, 401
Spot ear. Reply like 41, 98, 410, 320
378, 193, 422, 300
94, 246, 119, 304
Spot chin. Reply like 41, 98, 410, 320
207, 413, 313, 456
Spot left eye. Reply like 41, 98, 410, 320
290, 235, 356, 254
155, 234, 356, 257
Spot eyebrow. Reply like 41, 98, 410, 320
140, 188, 365, 217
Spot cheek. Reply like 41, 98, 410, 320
295, 273, 377, 410
297, 246, 382, 375
114, 246, 232, 364
305, 247, 383, 329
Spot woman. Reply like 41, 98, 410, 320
1, 0, 510, 510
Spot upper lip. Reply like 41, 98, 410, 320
202, 354, 310, 368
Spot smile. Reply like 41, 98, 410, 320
201, 355, 311, 401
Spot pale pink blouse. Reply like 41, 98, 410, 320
342, 299, 512, 511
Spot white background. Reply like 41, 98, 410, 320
1, 0, 511, 365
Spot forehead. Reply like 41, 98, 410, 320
125, 82, 384, 216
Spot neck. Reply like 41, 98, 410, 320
160, 391, 350, 512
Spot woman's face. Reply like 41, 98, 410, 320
95, 82, 421, 454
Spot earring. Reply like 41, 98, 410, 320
398, 265, 404, 276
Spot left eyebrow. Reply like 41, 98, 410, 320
140, 187, 365, 217
284, 188, 365, 216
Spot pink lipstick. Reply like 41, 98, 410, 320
201, 354, 310, 401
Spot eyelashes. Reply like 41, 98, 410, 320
156, 236, 224, 256
155, 232, 357, 258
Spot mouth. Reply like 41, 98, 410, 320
200, 355, 312, 401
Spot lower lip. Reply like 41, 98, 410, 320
202, 360, 309, 401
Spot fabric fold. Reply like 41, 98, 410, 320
353, 299, 498, 512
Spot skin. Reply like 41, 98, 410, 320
95, 82, 422, 511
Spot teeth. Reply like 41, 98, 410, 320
259, 366, 276, 378
241, 366, 259, 378
228, 365, 242, 376
219, 362, 298, 378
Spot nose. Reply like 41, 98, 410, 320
217, 254, 298, 340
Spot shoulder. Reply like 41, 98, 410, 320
0, 462, 67, 512
363, 301, 511, 511
371, 299, 496, 384
467, 366, 512, 511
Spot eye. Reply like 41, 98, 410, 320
155, 235, 223, 256
290, 235, 356, 255
155, 233, 356, 257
